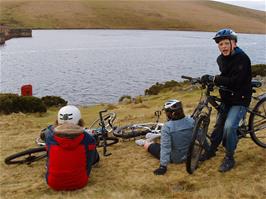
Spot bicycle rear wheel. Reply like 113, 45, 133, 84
186, 114, 210, 174
113, 123, 157, 139
5, 147, 47, 165
249, 97, 266, 148
97, 137, 119, 147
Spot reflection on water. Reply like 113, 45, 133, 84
1, 30, 265, 105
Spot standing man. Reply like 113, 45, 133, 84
200, 29, 252, 172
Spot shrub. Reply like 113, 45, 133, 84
145, 82, 162, 95
0, 93, 46, 114
252, 64, 266, 77
41, 96, 67, 107
0, 93, 20, 114
18, 96, 47, 113
145, 80, 180, 95
118, 95, 132, 102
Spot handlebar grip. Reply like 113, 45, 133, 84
181, 75, 192, 80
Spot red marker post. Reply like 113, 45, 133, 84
21, 84, 32, 96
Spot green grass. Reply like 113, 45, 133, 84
1, 83, 266, 199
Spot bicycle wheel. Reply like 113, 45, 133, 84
5, 147, 47, 165
186, 114, 210, 174
113, 123, 157, 139
97, 137, 119, 147
249, 97, 266, 148
89, 113, 116, 133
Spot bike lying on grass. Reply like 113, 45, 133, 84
4, 110, 119, 165
181, 75, 266, 174
113, 110, 164, 139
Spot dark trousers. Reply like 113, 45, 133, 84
148, 143, 161, 160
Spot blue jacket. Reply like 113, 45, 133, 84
160, 117, 194, 166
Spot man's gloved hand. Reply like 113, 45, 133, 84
201, 74, 214, 84
153, 165, 167, 175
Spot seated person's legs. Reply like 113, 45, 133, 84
146, 143, 160, 160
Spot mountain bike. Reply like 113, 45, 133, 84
181, 75, 266, 174
4, 110, 119, 165
113, 110, 164, 139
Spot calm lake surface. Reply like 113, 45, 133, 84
1, 30, 265, 105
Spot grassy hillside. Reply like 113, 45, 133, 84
1, 83, 266, 199
0, 0, 265, 33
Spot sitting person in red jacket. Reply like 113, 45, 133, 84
41, 105, 99, 190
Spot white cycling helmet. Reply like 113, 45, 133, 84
57, 105, 81, 125
163, 99, 182, 112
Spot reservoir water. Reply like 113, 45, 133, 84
1, 30, 265, 105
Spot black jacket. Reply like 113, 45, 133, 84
214, 47, 252, 107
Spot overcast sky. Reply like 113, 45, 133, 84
213, 0, 266, 11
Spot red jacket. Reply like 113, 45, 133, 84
45, 124, 96, 190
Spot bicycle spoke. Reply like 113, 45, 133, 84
253, 119, 266, 126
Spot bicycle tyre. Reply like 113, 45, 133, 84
249, 97, 266, 148
5, 147, 47, 165
113, 123, 157, 139
186, 114, 210, 174
97, 137, 119, 147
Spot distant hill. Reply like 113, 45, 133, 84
0, 0, 265, 33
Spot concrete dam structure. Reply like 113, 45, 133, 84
0, 25, 32, 45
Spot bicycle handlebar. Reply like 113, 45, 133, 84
181, 75, 202, 85
182, 75, 234, 94
181, 75, 192, 80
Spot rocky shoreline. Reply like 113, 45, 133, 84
0, 25, 32, 45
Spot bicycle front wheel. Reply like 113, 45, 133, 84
249, 97, 266, 148
5, 147, 47, 165
186, 114, 210, 174
113, 123, 157, 139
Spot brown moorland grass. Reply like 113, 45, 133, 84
0, 0, 265, 33
1, 83, 266, 199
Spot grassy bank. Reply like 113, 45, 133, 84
1, 83, 266, 199
0, 0, 265, 33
